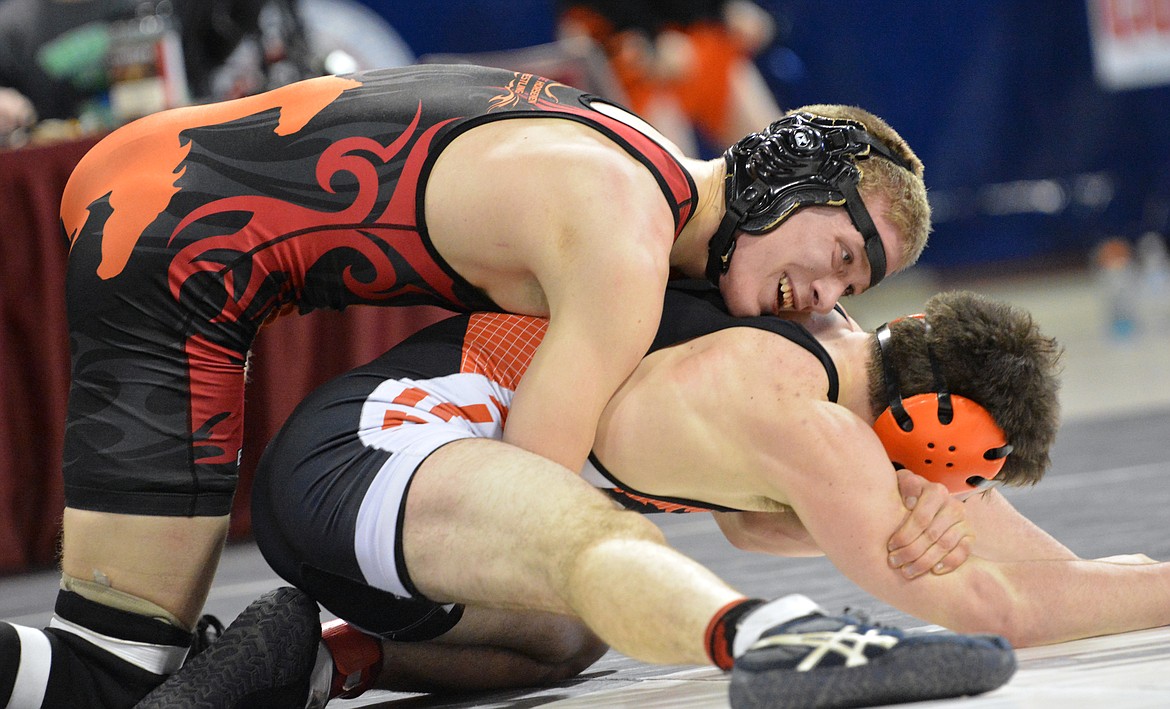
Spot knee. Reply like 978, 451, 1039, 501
566, 509, 668, 577
527, 616, 609, 681
577, 508, 668, 551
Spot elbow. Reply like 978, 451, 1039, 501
720, 512, 822, 556
723, 523, 769, 553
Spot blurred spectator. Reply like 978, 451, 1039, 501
0, 85, 36, 134
558, 0, 783, 154
178, 0, 313, 102
296, 0, 413, 75
0, 0, 313, 143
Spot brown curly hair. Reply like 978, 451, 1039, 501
793, 104, 932, 271
865, 291, 1063, 486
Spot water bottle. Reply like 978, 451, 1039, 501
1093, 237, 1139, 341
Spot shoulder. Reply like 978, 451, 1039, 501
670, 325, 832, 401
463, 116, 668, 189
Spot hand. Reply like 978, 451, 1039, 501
0, 87, 37, 137
886, 468, 973, 578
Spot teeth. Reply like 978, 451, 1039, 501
778, 275, 794, 310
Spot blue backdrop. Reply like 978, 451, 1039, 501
358, 0, 1170, 268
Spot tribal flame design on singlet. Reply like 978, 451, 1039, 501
60, 64, 699, 517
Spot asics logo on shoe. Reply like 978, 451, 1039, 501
749, 624, 900, 671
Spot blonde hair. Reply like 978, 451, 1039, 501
793, 104, 931, 270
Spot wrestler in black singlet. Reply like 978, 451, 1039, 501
250, 285, 839, 640
60, 64, 697, 517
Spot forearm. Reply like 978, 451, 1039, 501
502, 395, 597, 471
956, 557, 1170, 647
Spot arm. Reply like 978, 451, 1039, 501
713, 509, 823, 557
426, 119, 676, 472
498, 141, 674, 471
780, 405, 1170, 647
715, 471, 977, 578
504, 258, 666, 469
886, 470, 974, 577
795, 307, 977, 574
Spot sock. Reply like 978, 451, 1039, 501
705, 598, 765, 670
0, 590, 194, 709
731, 594, 825, 659
319, 620, 383, 699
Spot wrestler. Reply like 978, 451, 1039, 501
138, 285, 1093, 709
1, 63, 933, 708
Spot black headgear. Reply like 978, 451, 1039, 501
705, 112, 914, 289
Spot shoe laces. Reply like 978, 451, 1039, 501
189, 614, 225, 659
841, 606, 884, 628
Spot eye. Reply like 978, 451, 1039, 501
842, 248, 853, 265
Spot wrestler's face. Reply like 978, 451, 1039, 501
718, 200, 904, 317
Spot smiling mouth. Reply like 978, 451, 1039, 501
777, 273, 794, 312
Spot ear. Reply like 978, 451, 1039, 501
873, 394, 1009, 494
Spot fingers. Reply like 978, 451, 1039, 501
887, 517, 967, 577
930, 537, 974, 575
887, 470, 951, 552
890, 529, 973, 579
888, 470, 974, 578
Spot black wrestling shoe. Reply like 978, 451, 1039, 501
729, 612, 1016, 709
136, 587, 324, 709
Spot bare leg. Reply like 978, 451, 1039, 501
374, 607, 608, 693
61, 508, 229, 628
401, 438, 744, 666
0, 510, 230, 708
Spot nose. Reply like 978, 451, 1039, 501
809, 280, 847, 314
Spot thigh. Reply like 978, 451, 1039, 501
64, 209, 253, 517
401, 437, 658, 613
255, 369, 512, 639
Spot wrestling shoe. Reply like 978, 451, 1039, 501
729, 612, 1016, 709
136, 587, 326, 709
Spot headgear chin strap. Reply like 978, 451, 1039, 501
871, 319, 1013, 495
706, 112, 913, 289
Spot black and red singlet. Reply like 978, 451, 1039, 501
60, 64, 698, 516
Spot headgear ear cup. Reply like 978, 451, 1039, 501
871, 321, 1013, 494
873, 394, 1011, 494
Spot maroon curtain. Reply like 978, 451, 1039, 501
0, 138, 448, 573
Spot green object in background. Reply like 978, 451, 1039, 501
37, 22, 112, 91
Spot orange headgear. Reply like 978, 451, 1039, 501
872, 317, 1012, 494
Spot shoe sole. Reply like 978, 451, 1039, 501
729, 633, 1017, 709
135, 587, 321, 709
